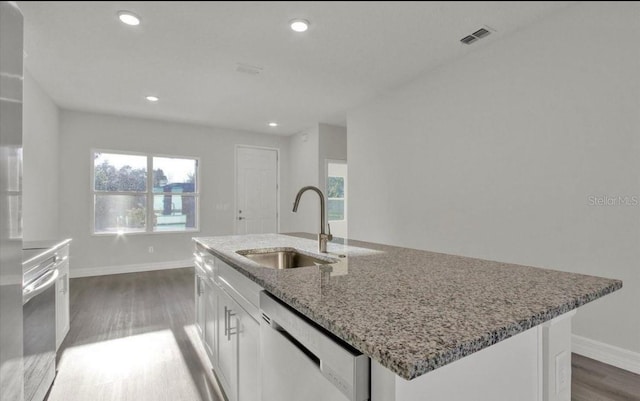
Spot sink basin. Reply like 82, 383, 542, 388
236, 248, 335, 269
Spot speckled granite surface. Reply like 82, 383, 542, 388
193, 233, 622, 380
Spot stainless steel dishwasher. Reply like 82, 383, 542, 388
260, 291, 370, 401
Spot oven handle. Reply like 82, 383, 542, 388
23, 268, 59, 305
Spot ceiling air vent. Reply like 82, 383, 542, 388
460, 26, 494, 45
460, 35, 477, 45
472, 28, 491, 38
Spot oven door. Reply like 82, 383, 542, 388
23, 267, 58, 401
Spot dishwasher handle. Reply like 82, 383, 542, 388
263, 316, 321, 368
23, 268, 59, 305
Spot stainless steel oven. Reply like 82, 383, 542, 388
22, 249, 60, 401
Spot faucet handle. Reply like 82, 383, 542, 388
327, 223, 333, 240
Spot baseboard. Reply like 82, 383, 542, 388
71, 259, 194, 278
572, 334, 640, 374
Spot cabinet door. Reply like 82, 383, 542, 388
237, 305, 259, 401
204, 280, 217, 366
55, 261, 70, 350
194, 273, 206, 340
216, 289, 238, 401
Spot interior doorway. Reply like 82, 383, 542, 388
325, 159, 347, 239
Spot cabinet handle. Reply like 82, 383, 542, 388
59, 275, 68, 294
227, 309, 236, 341
197, 277, 204, 295
224, 306, 228, 336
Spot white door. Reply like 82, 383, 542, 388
236, 147, 278, 234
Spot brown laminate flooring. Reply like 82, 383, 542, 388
47, 268, 639, 401
47, 267, 223, 401
572, 353, 640, 401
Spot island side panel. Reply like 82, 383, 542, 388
371, 311, 575, 401
372, 326, 542, 401
543, 310, 575, 401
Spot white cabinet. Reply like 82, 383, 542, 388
55, 243, 70, 350
216, 288, 239, 401
215, 283, 260, 401
195, 249, 217, 364
193, 243, 261, 401
194, 268, 206, 339
237, 303, 260, 401
204, 279, 217, 365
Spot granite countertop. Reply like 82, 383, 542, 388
194, 233, 621, 380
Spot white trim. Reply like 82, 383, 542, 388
536, 325, 543, 401
325, 158, 348, 226
572, 334, 640, 374
234, 145, 280, 234
70, 259, 193, 278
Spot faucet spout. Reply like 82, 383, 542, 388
292, 186, 333, 253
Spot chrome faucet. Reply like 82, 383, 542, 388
292, 186, 333, 253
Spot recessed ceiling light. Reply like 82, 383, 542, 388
118, 11, 141, 26
268, 122, 278, 127
290, 19, 309, 33
146, 96, 159, 102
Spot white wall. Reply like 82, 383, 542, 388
281, 126, 320, 233
22, 70, 59, 241
58, 110, 289, 274
281, 123, 348, 235
348, 1, 639, 356
318, 123, 347, 195
319, 123, 348, 238
318, 122, 347, 189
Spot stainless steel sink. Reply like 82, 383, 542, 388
236, 248, 335, 269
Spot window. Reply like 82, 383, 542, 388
93, 151, 199, 234
327, 176, 345, 221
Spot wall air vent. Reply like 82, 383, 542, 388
460, 26, 494, 45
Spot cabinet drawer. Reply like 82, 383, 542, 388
216, 259, 261, 320
55, 244, 70, 274
193, 249, 215, 279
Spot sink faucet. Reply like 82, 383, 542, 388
292, 186, 333, 253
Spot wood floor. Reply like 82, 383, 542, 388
572, 353, 640, 401
47, 268, 639, 401
47, 268, 224, 401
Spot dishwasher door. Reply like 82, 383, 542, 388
260, 292, 369, 401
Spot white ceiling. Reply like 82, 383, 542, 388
18, 1, 572, 135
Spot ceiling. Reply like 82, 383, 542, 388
18, 1, 572, 135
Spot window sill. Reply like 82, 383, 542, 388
91, 229, 200, 237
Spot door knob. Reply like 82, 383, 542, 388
238, 216, 245, 220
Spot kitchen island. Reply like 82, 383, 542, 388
193, 233, 621, 401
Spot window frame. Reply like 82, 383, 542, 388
325, 159, 347, 223
91, 149, 201, 235
327, 177, 346, 222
